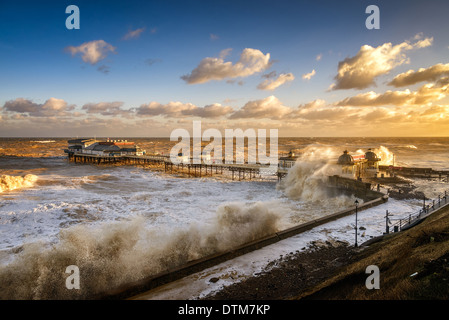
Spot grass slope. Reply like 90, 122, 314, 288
299, 204, 449, 300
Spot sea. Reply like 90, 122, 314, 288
1, 137, 448, 299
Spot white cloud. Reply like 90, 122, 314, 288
302, 69, 316, 81
388, 63, 449, 87
65, 40, 116, 65
136, 101, 233, 118
81, 101, 134, 117
316, 53, 322, 61
136, 101, 196, 117
190, 103, 233, 118
331, 37, 433, 90
219, 48, 232, 59
298, 99, 326, 110
122, 28, 145, 40
414, 37, 433, 48
257, 73, 295, 91
2, 97, 74, 117
229, 96, 292, 119
335, 82, 447, 107
181, 48, 272, 84
42, 97, 70, 112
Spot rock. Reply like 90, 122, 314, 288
209, 277, 220, 283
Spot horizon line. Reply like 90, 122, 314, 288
1, 136, 449, 139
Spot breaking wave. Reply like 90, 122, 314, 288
276, 145, 361, 207
0, 174, 38, 193
31, 140, 56, 144
399, 144, 417, 149
0, 201, 284, 299
277, 145, 342, 201
375, 146, 396, 166
277, 160, 340, 202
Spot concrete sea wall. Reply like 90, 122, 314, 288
97, 194, 388, 299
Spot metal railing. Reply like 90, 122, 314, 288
386, 190, 448, 233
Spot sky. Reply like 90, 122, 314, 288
1, 0, 449, 137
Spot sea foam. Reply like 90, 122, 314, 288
0, 201, 285, 299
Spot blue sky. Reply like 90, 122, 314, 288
1, 0, 449, 137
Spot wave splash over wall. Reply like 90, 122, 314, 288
0, 201, 284, 299
0, 174, 38, 193
276, 146, 359, 207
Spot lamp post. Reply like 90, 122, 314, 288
354, 199, 359, 247
385, 210, 390, 234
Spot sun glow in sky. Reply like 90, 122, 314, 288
1, 0, 449, 137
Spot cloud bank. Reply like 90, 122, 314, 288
2, 98, 74, 117
136, 101, 233, 118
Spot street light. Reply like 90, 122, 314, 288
354, 199, 359, 247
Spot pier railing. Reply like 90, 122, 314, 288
386, 190, 449, 233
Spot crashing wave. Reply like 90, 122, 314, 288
0, 174, 38, 193
0, 201, 284, 299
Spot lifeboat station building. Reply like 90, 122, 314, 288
65, 139, 145, 157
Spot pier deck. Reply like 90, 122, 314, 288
67, 152, 282, 180
378, 165, 449, 181
66, 152, 449, 182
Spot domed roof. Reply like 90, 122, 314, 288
338, 150, 354, 165
365, 148, 380, 162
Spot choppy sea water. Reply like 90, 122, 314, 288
0, 137, 448, 299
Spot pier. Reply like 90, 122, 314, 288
65, 149, 448, 192
67, 152, 277, 181
378, 165, 449, 181
164, 161, 275, 180
66, 140, 449, 182
64, 139, 296, 181
68, 152, 167, 166
65, 141, 448, 193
